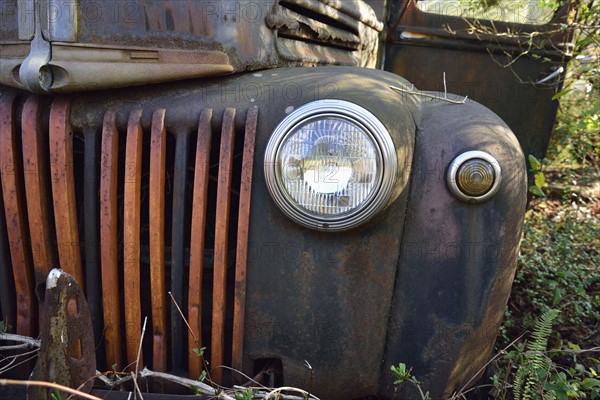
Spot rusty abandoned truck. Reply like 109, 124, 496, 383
0, 0, 573, 398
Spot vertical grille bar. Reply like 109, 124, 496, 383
0, 187, 16, 329
188, 109, 213, 378
100, 109, 123, 369
123, 110, 144, 368
2, 98, 258, 377
49, 98, 84, 288
232, 107, 258, 372
22, 96, 56, 284
150, 109, 168, 371
83, 126, 103, 362
171, 130, 191, 371
211, 108, 236, 383
0, 93, 35, 336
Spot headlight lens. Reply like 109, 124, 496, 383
265, 100, 397, 231
447, 151, 502, 203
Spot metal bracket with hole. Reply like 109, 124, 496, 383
18, 0, 53, 92
18, 0, 79, 92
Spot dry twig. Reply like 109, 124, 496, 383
138, 367, 234, 399
0, 379, 102, 400
262, 386, 320, 400
0, 333, 41, 348
390, 73, 469, 105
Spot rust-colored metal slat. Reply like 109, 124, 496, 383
232, 107, 259, 372
22, 96, 56, 285
100, 109, 123, 369
149, 109, 168, 372
123, 110, 144, 369
49, 98, 84, 288
211, 108, 236, 383
0, 94, 35, 337
188, 109, 213, 378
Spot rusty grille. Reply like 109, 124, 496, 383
0, 94, 258, 382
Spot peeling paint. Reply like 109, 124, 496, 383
46, 268, 62, 290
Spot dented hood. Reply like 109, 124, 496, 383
0, 0, 382, 92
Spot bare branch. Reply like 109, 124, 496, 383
263, 386, 320, 400
0, 379, 102, 400
138, 367, 234, 399
0, 333, 41, 348
390, 85, 468, 104
135, 317, 147, 376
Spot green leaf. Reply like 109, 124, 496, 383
551, 286, 563, 306
50, 389, 63, 400
193, 347, 206, 357
529, 155, 543, 171
567, 342, 581, 351
535, 171, 546, 188
391, 363, 411, 385
544, 383, 569, 400
582, 378, 600, 389
552, 89, 571, 100
529, 185, 546, 198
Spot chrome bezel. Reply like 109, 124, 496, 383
447, 151, 502, 203
264, 100, 398, 231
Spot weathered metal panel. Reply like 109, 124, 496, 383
379, 94, 527, 399
239, 68, 416, 399
0, 0, 383, 91
386, 45, 563, 163
384, 0, 573, 161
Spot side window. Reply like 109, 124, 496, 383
416, 0, 556, 24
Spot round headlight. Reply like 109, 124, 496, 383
264, 100, 397, 231
447, 151, 502, 203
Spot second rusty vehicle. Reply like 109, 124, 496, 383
0, 0, 573, 398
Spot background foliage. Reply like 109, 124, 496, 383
490, 0, 599, 398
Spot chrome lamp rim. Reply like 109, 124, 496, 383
264, 100, 398, 231
447, 150, 502, 204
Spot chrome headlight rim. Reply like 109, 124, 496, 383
264, 100, 398, 231
447, 150, 502, 203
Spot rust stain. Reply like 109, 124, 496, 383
232, 107, 259, 373
149, 109, 168, 372
99, 109, 123, 369
123, 109, 144, 369
0, 93, 36, 337
49, 98, 85, 289
188, 109, 213, 379
211, 108, 236, 384
29, 269, 96, 399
